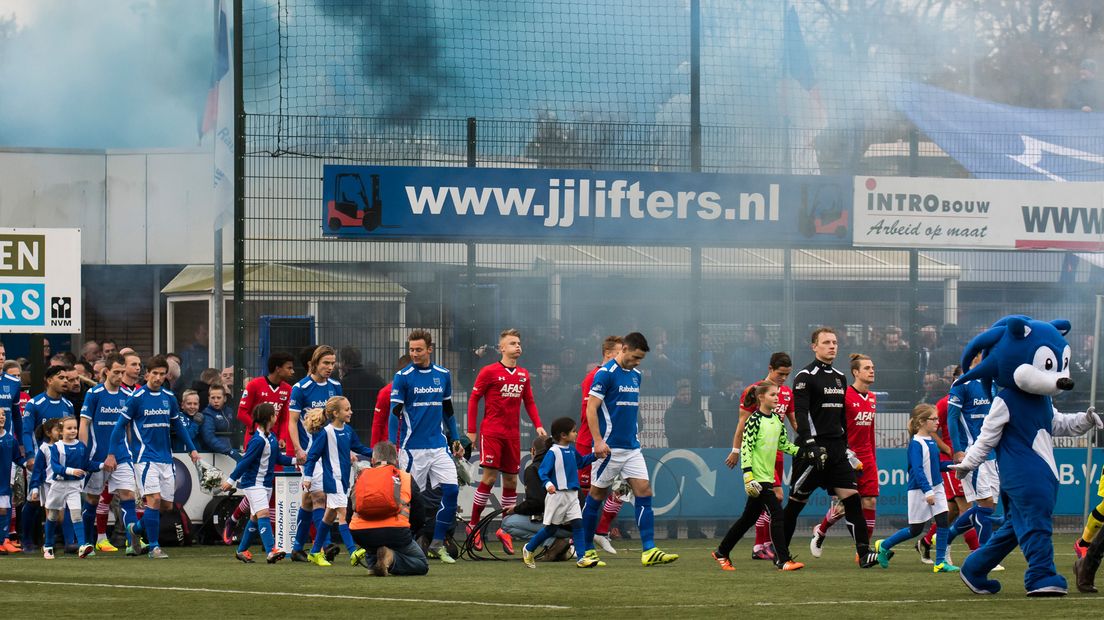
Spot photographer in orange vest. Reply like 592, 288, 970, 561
349, 441, 429, 576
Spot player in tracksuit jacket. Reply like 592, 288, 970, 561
781, 327, 877, 568
303, 395, 372, 566
224, 402, 295, 564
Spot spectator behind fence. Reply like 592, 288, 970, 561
349, 441, 429, 576
1066, 59, 1103, 112
190, 367, 222, 411
664, 379, 707, 539
339, 346, 385, 436
199, 385, 242, 459
172, 389, 204, 453
710, 374, 744, 449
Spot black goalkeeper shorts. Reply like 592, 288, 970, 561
788, 439, 857, 502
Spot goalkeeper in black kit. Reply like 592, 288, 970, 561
781, 327, 878, 568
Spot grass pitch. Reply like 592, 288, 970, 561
0, 534, 1100, 618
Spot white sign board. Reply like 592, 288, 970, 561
274, 472, 301, 552
853, 177, 1104, 250
0, 228, 81, 333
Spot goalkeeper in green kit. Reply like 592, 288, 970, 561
713, 382, 804, 571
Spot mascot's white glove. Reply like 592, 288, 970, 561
949, 461, 973, 480
1086, 406, 1103, 430
743, 471, 761, 498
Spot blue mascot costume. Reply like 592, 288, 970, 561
952, 315, 1102, 596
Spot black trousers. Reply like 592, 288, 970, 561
717, 483, 789, 563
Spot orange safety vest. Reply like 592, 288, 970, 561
351, 464, 412, 529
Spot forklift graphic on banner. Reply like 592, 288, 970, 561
326, 172, 385, 232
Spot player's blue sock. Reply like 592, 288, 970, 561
145, 509, 160, 548
880, 525, 913, 551
120, 499, 138, 547
946, 506, 977, 543
309, 509, 327, 553
62, 509, 76, 545
73, 517, 86, 547
43, 518, 56, 549
971, 506, 995, 544
257, 517, 275, 554
293, 507, 310, 551
635, 496, 655, 552
935, 525, 950, 564
433, 483, 458, 542
238, 521, 256, 553
581, 495, 601, 551
20, 502, 37, 547
525, 526, 555, 553
0, 511, 9, 542
572, 519, 586, 560
338, 523, 357, 553
82, 500, 97, 545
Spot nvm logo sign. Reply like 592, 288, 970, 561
50, 296, 72, 326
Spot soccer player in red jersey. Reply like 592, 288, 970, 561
370, 355, 411, 446
725, 352, 794, 561
916, 365, 979, 563
465, 329, 545, 554
576, 336, 623, 555
809, 353, 877, 557
222, 352, 296, 546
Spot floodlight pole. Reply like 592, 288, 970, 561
1085, 295, 1102, 519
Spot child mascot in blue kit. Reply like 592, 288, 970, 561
952, 315, 1102, 596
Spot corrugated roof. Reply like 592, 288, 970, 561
161, 263, 409, 296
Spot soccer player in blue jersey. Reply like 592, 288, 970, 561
303, 395, 373, 567
106, 355, 200, 559
390, 329, 465, 564
79, 353, 139, 554
222, 402, 294, 564
0, 408, 17, 553
288, 345, 343, 563
20, 365, 74, 552
582, 332, 678, 567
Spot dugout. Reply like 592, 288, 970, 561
161, 262, 409, 376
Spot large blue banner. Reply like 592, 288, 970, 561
627, 447, 1104, 519
900, 83, 1104, 182
321, 165, 852, 246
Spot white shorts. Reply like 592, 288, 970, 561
962, 460, 1000, 504
399, 447, 458, 490
138, 462, 176, 502
543, 490, 582, 526
0, 495, 9, 510
592, 448, 649, 489
302, 468, 323, 494
326, 490, 349, 510
45, 479, 83, 512
243, 487, 272, 516
84, 464, 138, 495
907, 485, 949, 525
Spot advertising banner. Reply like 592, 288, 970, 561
854, 176, 1104, 250
0, 228, 81, 333
322, 165, 852, 247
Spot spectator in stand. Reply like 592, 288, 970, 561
921, 372, 949, 405
348, 441, 429, 577
199, 384, 242, 459
534, 362, 576, 426
165, 356, 182, 393
100, 340, 118, 358
68, 360, 93, 412
878, 325, 913, 402
80, 340, 101, 364
664, 379, 707, 539
221, 366, 236, 401
173, 389, 204, 453
190, 368, 222, 411
499, 436, 573, 559
710, 374, 744, 449
179, 324, 210, 387
1067, 59, 1104, 112
339, 347, 385, 438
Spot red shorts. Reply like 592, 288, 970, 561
857, 464, 879, 497
479, 434, 521, 475
578, 442, 592, 488
774, 452, 784, 486
941, 469, 964, 498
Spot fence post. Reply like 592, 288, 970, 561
232, 0, 246, 398
909, 249, 921, 404
467, 117, 477, 168
689, 0, 701, 171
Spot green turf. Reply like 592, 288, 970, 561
0, 535, 1100, 618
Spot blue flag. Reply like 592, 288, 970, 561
899, 83, 1104, 181
783, 6, 815, 91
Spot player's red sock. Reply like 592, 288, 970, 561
964, 528, 979, 550
229, 497, 249, 525
500, 488, 517, 515
754, 510, 771, 546
863, 507, 876, 539
922, 522, 936, 545
819, 507, 843, 533
95, 490, 112, 537
596, 495, 623, 536
469, 482, 493, 526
